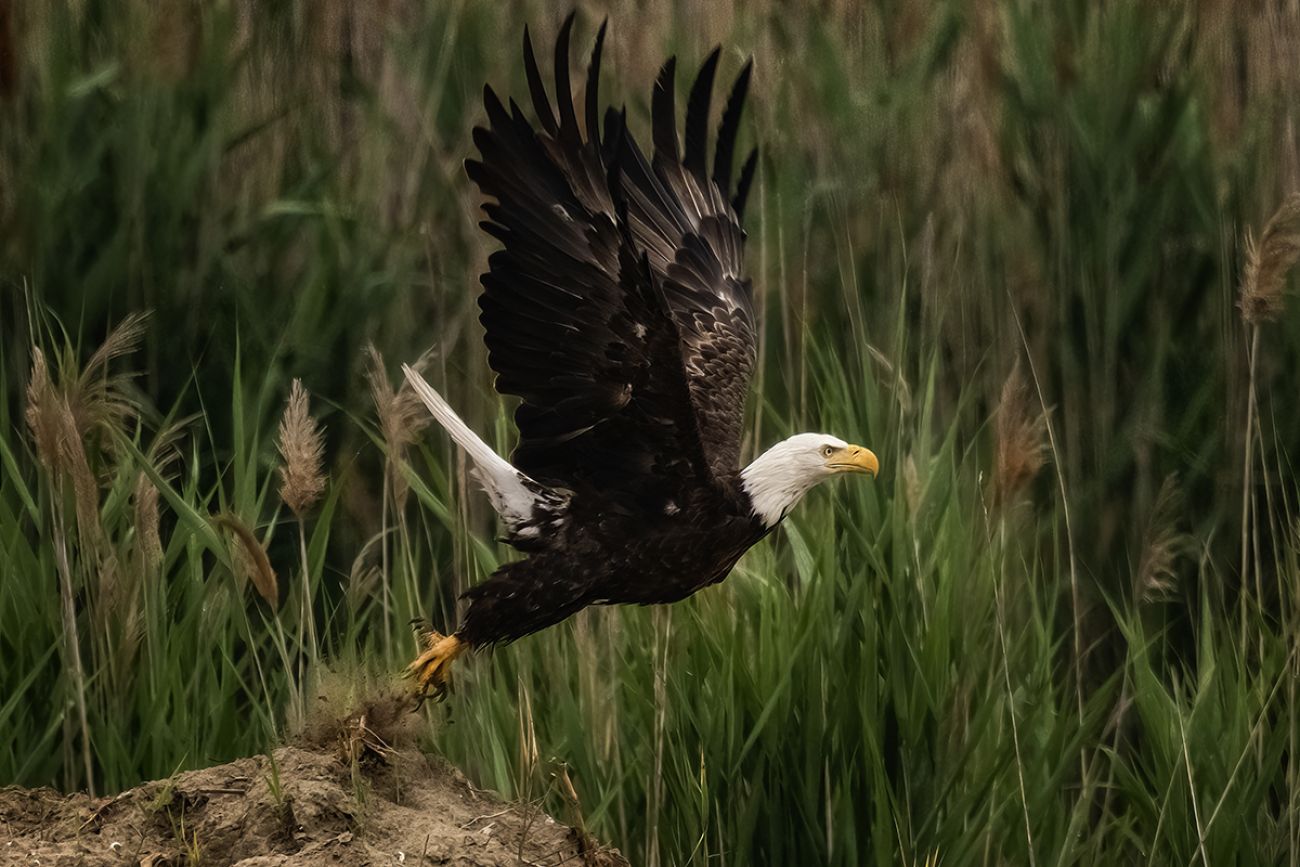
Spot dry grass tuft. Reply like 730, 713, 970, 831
1240, 193, 1300, 325
25, 315, 152, 555
297, 670, 418, 760
991, 362, 1047, 510
25, 313, 151, 484
214, 513, 279, 608
277, 379, 326, 518
1135, 475, 1190, 603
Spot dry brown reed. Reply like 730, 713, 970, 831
991, 362, 1047, 510
133, 472, 162, 567
214, 513, 279, 608
1240, 194, 1300, 325
277, 379, 326, 519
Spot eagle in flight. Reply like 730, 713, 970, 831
403, 15, 879, 698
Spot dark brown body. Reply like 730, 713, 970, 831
458, 478, 769, 647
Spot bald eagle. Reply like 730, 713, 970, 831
404, 16, 879, 698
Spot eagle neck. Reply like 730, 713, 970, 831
739, 446, 818, 528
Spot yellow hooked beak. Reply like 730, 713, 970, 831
828, 444, 879, 478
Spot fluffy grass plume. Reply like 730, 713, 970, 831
277, 378, 325, 519
990, 361, 1046, 511
365, 344, 431, 509
1240, 193, 1300, 324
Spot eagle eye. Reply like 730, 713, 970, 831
822, 445, 835, 457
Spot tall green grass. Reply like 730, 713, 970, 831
3, 1, 1300, 863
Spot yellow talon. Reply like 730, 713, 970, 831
405, 630, 467, 702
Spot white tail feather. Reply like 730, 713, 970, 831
402, 364, 537, 523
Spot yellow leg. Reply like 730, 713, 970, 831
405, 630, 467, 702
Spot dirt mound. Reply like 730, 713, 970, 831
0, 745, 628, 866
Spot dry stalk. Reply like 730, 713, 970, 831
1237, 194, 1300, 651
365, 345, 433, 658
52, 507, 95, 796
276, 378, 326, 705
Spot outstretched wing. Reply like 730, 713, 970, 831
615, 50, 759, 480
466, 15, 758, 512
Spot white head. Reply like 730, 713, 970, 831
740, 433, 879, 527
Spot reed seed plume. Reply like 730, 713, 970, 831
80, 311, 150, 387
1135, 475, 1190, 604
74, 312, 150, 444
58, 399, 104, 549
25, 348, 59, 473
277, 378, 326, 518
214, 513, 279, 608
26, 347, 108, 549
991, 361, 1047, 510
1240, 193, 1300, 325
129, 418, 187, 575
133, 471, 163, 569
364, 344, 432, 509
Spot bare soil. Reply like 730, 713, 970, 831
1, 738, 627, 867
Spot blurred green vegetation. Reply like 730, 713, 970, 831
3, 0, 1300, 864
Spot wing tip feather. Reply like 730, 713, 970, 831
713, 60, 753, 194
683, 47, 722, 178
522, 26, 558, 135
652, 56, 679, 162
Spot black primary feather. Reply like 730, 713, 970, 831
651, 58, 679, 163
584, 20, 607, 147
553, 13, 580, 143
522, 27, 557, 136
713, 61, 752, 195
683, 48, 720, 180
